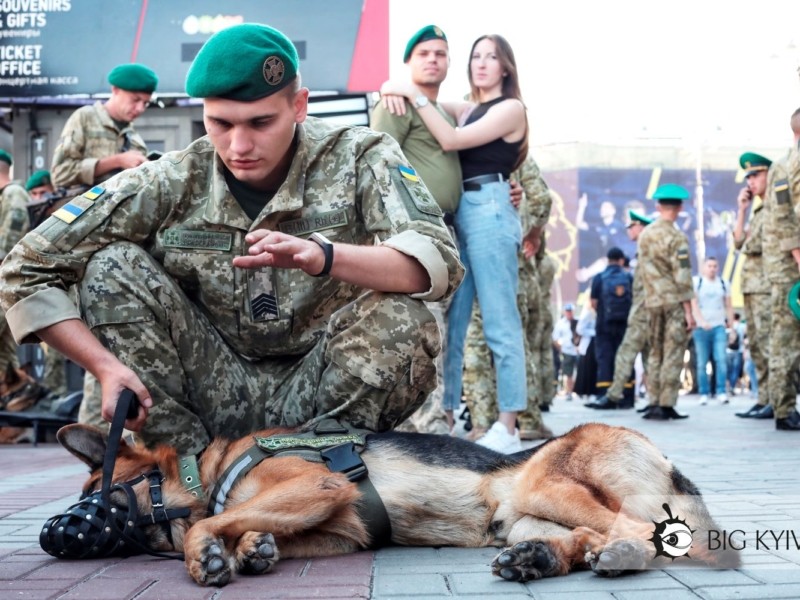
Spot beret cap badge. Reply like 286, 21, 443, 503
263, 56, 285, 86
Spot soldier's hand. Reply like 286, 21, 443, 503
115, 151, 148, 170
522, 227, 541, 258
509, 180, 523, 208
685, 311, 696, 332
234, 229, 326, 275
99, 365, 151, 431
736, 187, 753, 209
382, 93, 408, 116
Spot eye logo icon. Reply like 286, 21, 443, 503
650, 503, 694, 560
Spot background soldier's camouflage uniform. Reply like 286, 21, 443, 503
733, 202, 771, 407
0, 182, 30, 379
762, 147, 800, 420
50, 101, 148, 190
534, 249, 557, 410
637, 217, 694, 408
0, 119, 463, 455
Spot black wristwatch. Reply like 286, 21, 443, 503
309, 232, 334, 277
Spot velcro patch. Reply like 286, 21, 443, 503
255, 433, 366, 452
775, 179, 790, 205
391, 166, 442, 224
163, 229, 233, 251
9, 207, 26, 231
278, 209, 348, 236
677, 249, 690, 268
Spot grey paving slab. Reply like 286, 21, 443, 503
2, 392, 800, 598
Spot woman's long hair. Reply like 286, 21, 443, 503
467, 34, 528, 170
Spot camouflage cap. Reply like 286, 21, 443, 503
789, 280, 800, 322
186, 23, 299, 100
739, 152, 772, 176
107, 63, 158, 93
0, 149, 11, 165
652, 183, 689, 204
628, 209, 653, 225
403, 25, 447, 63
25, 169, 51, 191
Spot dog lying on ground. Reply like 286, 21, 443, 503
56, 421, 739, 587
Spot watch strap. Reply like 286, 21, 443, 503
310, 233, 334, 277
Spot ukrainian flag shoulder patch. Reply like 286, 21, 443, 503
82, 185, 105, 201
398, 165, 419, 182
53, 202, 86, 224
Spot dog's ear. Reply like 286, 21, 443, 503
57, 423, 116, 470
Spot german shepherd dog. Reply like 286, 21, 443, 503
56, 422, 738, 587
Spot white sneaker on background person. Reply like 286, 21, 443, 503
475, 421, 522, 454
717, 393, 729, 404
699, 395, 709, 405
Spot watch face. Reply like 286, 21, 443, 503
415, 95, 429, 108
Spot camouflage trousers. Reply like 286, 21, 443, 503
78, 243, 440, 455
767, 282, 800, 419
646, 304, 689, 408
535, 310, 556, 408
395, 297, 451, 435
606, 307, 649, 401
743, 292, 771, 407
0, 309, 20, 375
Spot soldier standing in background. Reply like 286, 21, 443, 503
762, 109, 800, 431
0, 151, 48, 413
732, 152, 774, 420
51, 63, 158, 192
586, 209, 652, 410
637, 184, 696, 421
534, 240, 558, 412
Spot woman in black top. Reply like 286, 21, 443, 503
382, 34, 534, 454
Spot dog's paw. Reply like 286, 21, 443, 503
185, 535, 233, 587
235, 532, 280, 575
491, 540, 562, 582
588, 538, 649, 577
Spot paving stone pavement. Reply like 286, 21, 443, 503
1, 392, 799, 599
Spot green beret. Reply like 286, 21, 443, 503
25, 169, 51, 191
789, 280, 800, 322
652, 183, 689, 203
0, 149, 11, 166
108, 63, 158, 93
739, 152, 772, 176
186, 23, 299, 100
403, 25, 447, 63
628, 209, 653, 226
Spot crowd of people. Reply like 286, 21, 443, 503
0, 22, 799, 457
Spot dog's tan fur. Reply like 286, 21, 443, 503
58, 422, 739, 587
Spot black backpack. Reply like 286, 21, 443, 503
600, 268, 633, 324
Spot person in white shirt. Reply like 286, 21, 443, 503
691, 257, 734, 404
552, 303, 579, 400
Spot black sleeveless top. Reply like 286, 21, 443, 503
458, 96, 523, 181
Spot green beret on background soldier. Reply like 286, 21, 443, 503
732, 151, 774, 420
50, 63, 158, 193
0, 23, 463, 457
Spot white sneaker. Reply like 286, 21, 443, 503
475, 422, 523, 454
717, 393, 729, 404
699, 395, 709, 405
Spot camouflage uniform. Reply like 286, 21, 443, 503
0, 182, 30, 376
763, 148, 800, 420
605, 255, 649, 403
0, 119, 464, 455
535, 251, 557, 408
733, 203, 771, 407
50, 101, 147, 190
637, 218, 694, 408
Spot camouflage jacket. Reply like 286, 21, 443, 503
0, 181, 30, 261
762, 147, 800, 284
512, 155, 552, 233
637, 217, 694, 308
50, 101, 147, 189
734, 204, 770, 294
0, 117, 464, 357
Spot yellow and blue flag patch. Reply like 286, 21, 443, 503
53, 186, 106, 224
398, 165, 419, 183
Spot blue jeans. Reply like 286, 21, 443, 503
726, 351, 742, 390
745, 356, 758, 394
692, 326, 728, 395
443, 181, 526, 413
